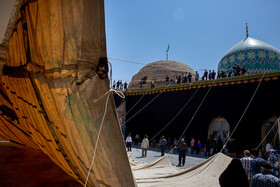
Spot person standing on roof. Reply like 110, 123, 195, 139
202, 69, 208, 80
228, 66, 233, 77
195, 71, 199, 81
124, 81, 128, 90
164, 75, 169, 86
113, 80, 116, 89
159, 135, 167, 156
187, 72, 192, 83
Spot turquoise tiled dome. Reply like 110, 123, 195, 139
218, 37, 280, 74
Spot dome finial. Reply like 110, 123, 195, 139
246, 22, 249, 38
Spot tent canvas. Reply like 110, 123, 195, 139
132, 153, 232, 187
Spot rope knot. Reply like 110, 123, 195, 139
96, 57, 108, 79
94, 88, 125, 103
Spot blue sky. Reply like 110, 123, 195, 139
104, 0, 280, 83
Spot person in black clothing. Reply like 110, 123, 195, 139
124, 82, 128, 90
116, 80, 120, 89
221, 71, 226, 78
187, 73, 192, 83
227, 139, 237, 158
176, 138, 187, 166
233, 65, 237, 76
211, 70, 216, 79
205, 139, 211, 156
164, 75, 169, 86
177, 76, 182, 84
217, 70, 221, 79
228, 66, 233, 77
219, 158, 249, 187
202, 70, 208, 80
241, 66, 247, 75
236, 65, 241, 76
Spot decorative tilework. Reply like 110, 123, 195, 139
237, 53, 245, 61
218, 49, 280, 74
258, 51, 266, 58
229, 55, 235, 62
269, 52, 276, 59
247, 52, 255, 59
218, 37, 280, 74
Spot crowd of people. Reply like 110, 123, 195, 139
144, 65, 248, 88
113, 65, 248, 90
219, 148, 280, 186
125, 133, 280, 186
202, 65, 248, 80
113, 80, 128, 90
125, 133, 212, 161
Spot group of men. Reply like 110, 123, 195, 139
164, 71, 200, 86
126, 133, 280, 186
202, 65, 248, 80
220, 148, 280, 186
113, 80, 128, 90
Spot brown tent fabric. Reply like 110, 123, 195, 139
0, 0, 136, 186
131, 153, 232, 187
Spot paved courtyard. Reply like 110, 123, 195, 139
128, 146, 207, 169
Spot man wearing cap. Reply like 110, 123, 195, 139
250, 162, 280, 187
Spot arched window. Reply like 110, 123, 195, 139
208, 117, 230, 144
261, 117, 280, 151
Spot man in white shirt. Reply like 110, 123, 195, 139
125, 133, 132, 152
141, 135, 149, 157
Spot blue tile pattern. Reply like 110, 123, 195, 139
218, 37, 280, 74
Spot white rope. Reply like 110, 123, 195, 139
108, 61, 113, 87
256, 118, 280, 150
170, 79, 216, 153
220, 73, 265, 153
124, 83, 173, 124
109, 57, 147, 65
150, 87, 200, 142
94, 88, 125, 103
119, 93, 146, 120
84, 93, 110, 187
84, 59, 125, 187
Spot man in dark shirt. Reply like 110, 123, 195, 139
212, 70, 216, 80
236, 65, 241, 76
159, 135, 167, 156
165, 75, 169, 86
241, 66, 247, 75
251, 149, 268, 177
124, 82, 128, 90
187, 73, 192, 83
176, 138, 187, 166
250, 162, 280, 187
202, 70, 208, 80
233, 65, 237, 76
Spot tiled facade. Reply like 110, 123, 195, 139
218, 37, 280, 74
